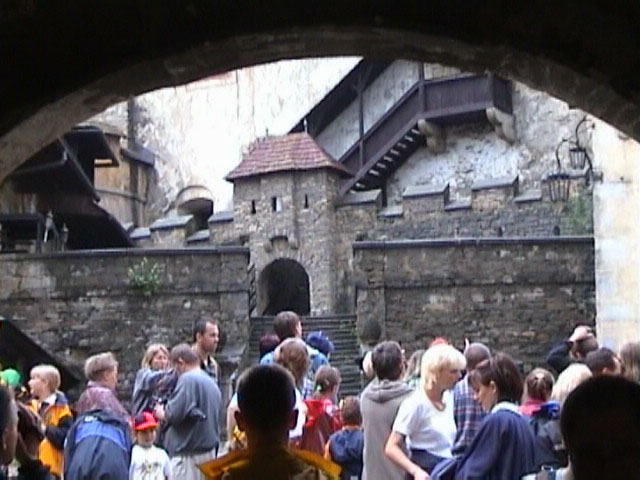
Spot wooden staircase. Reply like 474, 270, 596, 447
248, 315, 362, 397
339, 73, 513, 195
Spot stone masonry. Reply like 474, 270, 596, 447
0, 247, 249, 404
353, 237, 596, 370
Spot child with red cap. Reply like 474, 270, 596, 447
129, 412, 172, 480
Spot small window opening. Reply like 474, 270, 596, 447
496, 226, 504, 237
553, 225, 561, 236
250, 200, 256, 214
303, 194, 309, 209
271, 196, 283, 212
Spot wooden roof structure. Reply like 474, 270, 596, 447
225, 132, 351, 181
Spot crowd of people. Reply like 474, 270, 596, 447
0, 314, 639, 479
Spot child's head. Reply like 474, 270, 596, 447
340, 396, 362, 427
313, 366, 341, 399
235, 365, 296, 442
133, 412, 158, 447
28, 365, 60, 400
524, 367, 555, 403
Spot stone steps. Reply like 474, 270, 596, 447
248, 315, 362, 397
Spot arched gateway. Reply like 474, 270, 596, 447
259, 258, 311, 316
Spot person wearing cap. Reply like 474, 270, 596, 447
1, 368, 22, 389
130, 411, 171, 480
306, 331, 335, 359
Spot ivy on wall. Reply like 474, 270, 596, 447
564, 187, 593, 234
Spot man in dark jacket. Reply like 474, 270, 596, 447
63, 409, 132, 480
546, 325, 598, 374
360, 341, 412, 480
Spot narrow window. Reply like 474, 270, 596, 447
250, 200, 256, 214
303, 194, 309, 209
553, 225, 561, 236
271, 196, 282, 212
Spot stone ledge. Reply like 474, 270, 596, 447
4, 246, 250, 260
186, 229, 210, 244
514, 189, 543, 204
121, 222, 135, 233
353, 235, 595, 250
378, 205, 403, 218
403, 183, 449, 199
444, 199, 472, 211
208, 211, 234, 224
335, 189, 381, 207
472, 175, 519, 191
130, 227, 151, 240
542, 169, 588, 182
149, 215, 193, 231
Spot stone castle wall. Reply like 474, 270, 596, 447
385, 82, 589, 203
353, 237, 596, 369
0, 248, 249, 403
150, 169, 593, 315
329, 176, 592, 313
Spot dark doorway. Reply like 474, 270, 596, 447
259, 259, 310, 316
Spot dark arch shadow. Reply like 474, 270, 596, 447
259, 259, 311, 316
2, 1, 640, 181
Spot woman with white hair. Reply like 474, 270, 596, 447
531, 363, 593, 471
385, 344, 466, 479
76, 352, 129, 421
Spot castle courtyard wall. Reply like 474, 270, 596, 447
353, 237, 595, 369
0, 248, 249, 404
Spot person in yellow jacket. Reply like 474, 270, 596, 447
27, 364, 73, 479
200, 364, 341, 480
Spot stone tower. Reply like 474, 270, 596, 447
225, 133, 351, 316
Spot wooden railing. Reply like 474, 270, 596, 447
339, 73, 512, 194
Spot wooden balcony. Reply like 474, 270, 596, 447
339, 73, 512, 195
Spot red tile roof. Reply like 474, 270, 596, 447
225, 133, 352, 181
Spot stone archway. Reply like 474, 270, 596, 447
258, 258, 311, 316
3, 2, 640, 182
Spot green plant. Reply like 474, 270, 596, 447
564, 188, 593, 234
128, 257, 164, 296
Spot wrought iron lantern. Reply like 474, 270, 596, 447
568, 116, 592, 171
547, 116, 593, 202
569, 146, 588, 169
547, 171, 571, 202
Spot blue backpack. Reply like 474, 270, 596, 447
63, 409, 132, 480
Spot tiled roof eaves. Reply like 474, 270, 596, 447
226, 164, 351, 182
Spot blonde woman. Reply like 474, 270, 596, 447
551, 363, 592, 406
620, 342, 640, 383
385, 344, 466, 479
132, 343, 170, 415
534, 363, 593, 470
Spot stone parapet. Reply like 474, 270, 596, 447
335, 189, 382, 208
472, 176, 520, 211
149, 214, 197, 247
403, 184, 449, 218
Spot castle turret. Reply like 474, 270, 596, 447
225, 132, 351, 315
